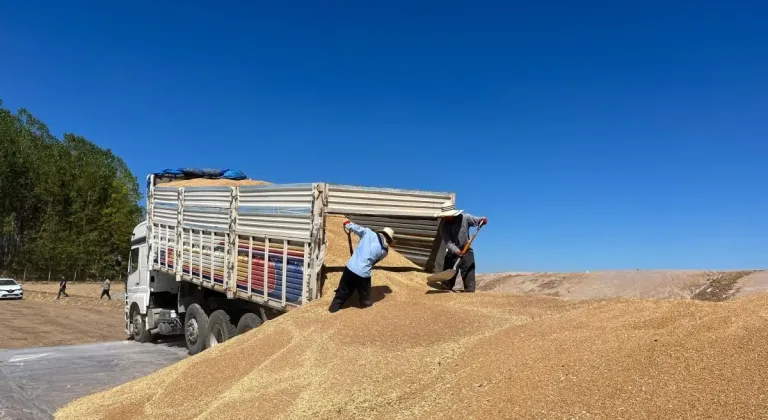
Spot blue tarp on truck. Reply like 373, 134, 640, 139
153, 168, 248, 181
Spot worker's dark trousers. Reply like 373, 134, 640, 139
442, 249, 476, 292
329, 267, 372, 313
101, 290, 111, 300
57, 288, 69, 299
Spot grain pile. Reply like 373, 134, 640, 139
56, 216, 768, 420
159, 178, 270, 187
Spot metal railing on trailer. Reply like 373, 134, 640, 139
147, 179, 455, 312
147, 181, 326, 312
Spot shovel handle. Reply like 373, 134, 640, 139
452, 222, 485, 270
345, 229, 353, 256
460, 221, 485, 254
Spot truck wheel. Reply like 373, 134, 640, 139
235, 312, 263, 336
207, 309, 236, 348
131, 307, 153, 343
185, 303, 209, 355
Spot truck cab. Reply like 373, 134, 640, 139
125, 221, 180, 342
125, 221, 148, 335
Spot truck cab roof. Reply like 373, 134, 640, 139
131, 221, 148, 245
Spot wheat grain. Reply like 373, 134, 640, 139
159, 179, 270, 188
55, 216, 768, 419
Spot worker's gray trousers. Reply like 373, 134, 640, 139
442, 249, 476, 292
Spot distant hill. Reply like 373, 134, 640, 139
477, 269, 768, 301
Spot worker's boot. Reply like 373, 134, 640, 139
358, 277, 373, 308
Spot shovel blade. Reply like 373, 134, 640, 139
426, 269, 457, 282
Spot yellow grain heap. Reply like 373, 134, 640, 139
56, 216, 768, 420
159, 178, 270, 187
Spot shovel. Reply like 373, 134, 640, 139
344, 226, 354, 256
427, 221, 485, 282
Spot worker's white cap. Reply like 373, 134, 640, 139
379, 227, 395, 242
435, 200, 463, 218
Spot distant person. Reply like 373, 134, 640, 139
57, 275, 69, 299
100, 278, 111, 300
329, 220, 394, 313
433, 201, 487, 293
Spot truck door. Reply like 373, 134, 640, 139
127, 243, 150, 314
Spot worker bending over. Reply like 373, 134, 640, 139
329, 220, 394, 313
435, 201, 487, 292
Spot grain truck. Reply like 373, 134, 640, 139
125, 171, 454, 355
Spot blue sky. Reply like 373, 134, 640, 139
1, 1, 766, 272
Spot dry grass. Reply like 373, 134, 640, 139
159, 179, 270, 187
56, 216, 768, 419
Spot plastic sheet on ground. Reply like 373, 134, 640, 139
0, 341, 187, 420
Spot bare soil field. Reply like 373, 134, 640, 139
0, 300, 125, 349
20, 282, 125, 309
57, 218, 768, 420
478, 269, 766, 300
734, 270, 768, 297
22, 282, 126, 299
0, 283, 125, 349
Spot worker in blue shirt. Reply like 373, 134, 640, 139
329, 220, 395, 313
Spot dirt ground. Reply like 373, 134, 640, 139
477, 269, 765, 300
734, 270, 768, 297
0, 283, 126, 349
22, 282, 126, 300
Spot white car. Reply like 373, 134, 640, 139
0, 278, 23, 300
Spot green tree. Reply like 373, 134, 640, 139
0, 99, 142, 281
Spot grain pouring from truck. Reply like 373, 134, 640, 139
125, 168, 455, 355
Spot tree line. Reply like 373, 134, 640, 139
0, 99, 143, 282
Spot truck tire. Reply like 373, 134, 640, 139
131, 306, 153, 343
235, 312, 263, 336
185, 303, 209, 355
207, 309, 236, 348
